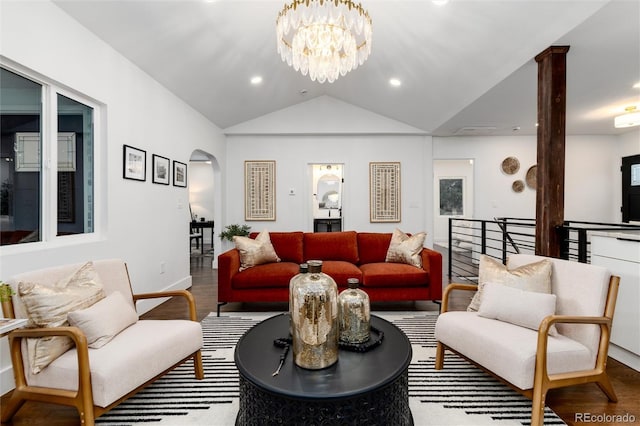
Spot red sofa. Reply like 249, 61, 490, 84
216, 231, 442, 315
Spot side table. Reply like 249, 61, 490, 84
234, 314, 412, 425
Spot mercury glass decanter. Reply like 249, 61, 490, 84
290, 260, 339, 369
338, 278, 371, 344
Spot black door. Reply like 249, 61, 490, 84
621, 154, 640, 222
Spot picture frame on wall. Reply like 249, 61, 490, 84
245, 160, 276, 221
173, 161, 187, 187
369, 162, 401, 223
152, 154, 170, 185
123, 144, 146, 181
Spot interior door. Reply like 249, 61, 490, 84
621, 154, 640, 222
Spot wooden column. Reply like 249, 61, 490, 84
534, 46, 570, 258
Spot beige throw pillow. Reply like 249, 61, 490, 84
467, 255, 552, 312
478, 282, 559, 336
18, 261, 106, 374
385, 228, 426, 268
234, 229, 281, 271
68, 291, 138, 348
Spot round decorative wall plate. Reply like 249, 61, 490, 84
501, 157, 520, 175
526, 165, 537, 189
512, 180, 525, 193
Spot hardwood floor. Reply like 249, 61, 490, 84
1, 252, 638, 425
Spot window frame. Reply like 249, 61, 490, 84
0, 61, 103, 252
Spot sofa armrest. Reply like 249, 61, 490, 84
441, 283, 477, 313
217, 248, 241, 302
8, 326, 92, 398
134, 290, 198, 322
421, 248, 443, 301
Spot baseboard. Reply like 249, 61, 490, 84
609, 343, 640, 372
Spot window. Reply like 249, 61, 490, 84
0, 67, 96, 246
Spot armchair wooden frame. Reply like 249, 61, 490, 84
1, 266, 204, 426
435, 276, 620, 426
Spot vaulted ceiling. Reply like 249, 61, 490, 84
54, 0, 639, 136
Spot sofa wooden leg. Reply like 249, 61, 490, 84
0, 392, 26, 423
596, 374, 618, 402
194, 350, 205, 380
530, 387, 546, 426
435, 342, 445, 370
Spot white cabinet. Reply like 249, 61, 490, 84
591, 234, 640, 371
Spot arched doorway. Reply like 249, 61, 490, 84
189, 149, 221, 268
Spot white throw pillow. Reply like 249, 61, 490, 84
467, 255, 552, 312
68, 291, 139, 348
385, 228, 426, 268
234, 229, 281, 271
478, 282, 559, 336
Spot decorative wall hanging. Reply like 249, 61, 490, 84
369, 162, 401, 223
501, 156, 520, 175
245, 160, 276, 221
173, 161, 187, 187
123, 145, 146, 181
512, 180, 525, 193
526, 165, 537, 189
152, 154, 170, 185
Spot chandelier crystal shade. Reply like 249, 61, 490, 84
276, 0, 373, 84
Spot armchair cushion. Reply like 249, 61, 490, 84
468, 255, 552, 312
477, 282, 558, 336
17, 261, 106, 374
67, 291, 138, 348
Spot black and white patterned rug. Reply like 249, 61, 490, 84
95, 312, 565, 426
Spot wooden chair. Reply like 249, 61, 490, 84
1, 259, 204, 426
435, 254, 619, 426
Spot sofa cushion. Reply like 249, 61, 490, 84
67, 291, 139, 348
478, 282, 558, 336
385, 228, 426, 268
317, 260, 362, 286
360, 262, 428, 288
24, 319, 203, 408
304, 231, 359, 263
234, 230, 280, 271
357, 233, 392, 264
18, 261, 106, 374
250, 231, 304, 264
467, 255, 552, 312
231, 262, 300, 289
435, 311, 593, 389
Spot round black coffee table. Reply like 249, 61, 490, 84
234, 313, 412, 425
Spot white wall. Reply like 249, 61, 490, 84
433, 134, 620, 223
225, 134, 434, 245
0, 0, 226, 394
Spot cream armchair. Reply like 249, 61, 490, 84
1, 259, 204, 426
435, 254, 619, 426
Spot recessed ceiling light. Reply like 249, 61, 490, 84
634, 82, 640, 89
250, 76, 263, 85
432, 0, 449, 5
389, 78, 402, 87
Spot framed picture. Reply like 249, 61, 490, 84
173, 161, 187, 187
438, 177, 465, 216
245, 160, 276, 221
152, 154, 170, 185
123, 145, 146, 181
370, 162, 401, 222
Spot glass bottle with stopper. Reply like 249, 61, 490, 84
338, 278, 370, 344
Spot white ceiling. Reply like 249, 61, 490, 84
53, 0, 640, 136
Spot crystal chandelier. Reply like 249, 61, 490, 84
276, 0, 373, 84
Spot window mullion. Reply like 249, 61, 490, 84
41, 86, 58, 242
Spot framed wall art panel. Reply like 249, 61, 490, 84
245, 160, 276, 221
173, 161, 187, 187
370, 162, 401, 223
152, 154, 170, 185
123, 145, 146, 181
